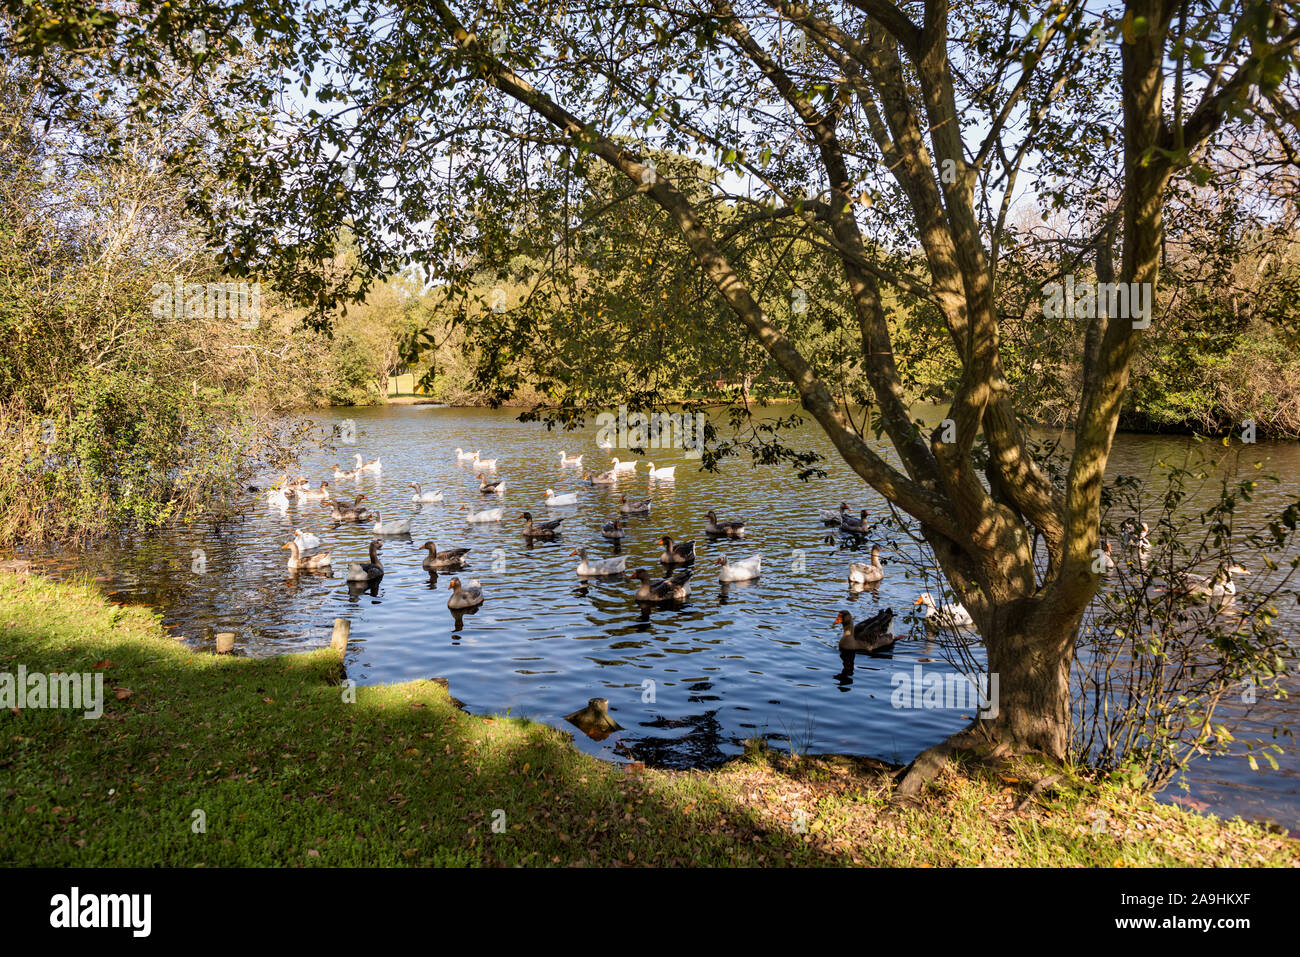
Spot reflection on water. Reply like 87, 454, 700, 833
22, 404, 1300, 829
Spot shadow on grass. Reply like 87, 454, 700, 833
0, 575, 857, 866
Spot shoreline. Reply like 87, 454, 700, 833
2, 569, 1294, 866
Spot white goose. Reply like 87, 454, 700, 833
293, 528, 322, 553
475, 455, 499, 470
354, 453, 381, 473
716, 553, 761, 582
609, 457, 637, 474
544, 489, 579, 507
455, 448, 478, 463
267, 487, 290, 509
409, 483, 444, 503
914, 592, 974, 628
597, 435, 613, 451
371, 511, 413, 535
558, 451, 584, 467
462, 505, 504, 523
646, 463, 676, 481
1180, 564, 1250, 600
571, 547, 627, 577
849, 545, 884, 585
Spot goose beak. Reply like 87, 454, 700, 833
569, 549, 578, 556
833, 613, 843, 624
913, 597, 924, 606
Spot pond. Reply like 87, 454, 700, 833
29, 404, 1300, 829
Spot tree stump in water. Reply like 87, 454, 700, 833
565, 697, 623, 740
214, 632, 236, 654
330, 618, 350, 652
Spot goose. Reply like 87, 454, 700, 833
421, 541, 471, 570
716, 553, 761, 582
297, 481, 332, 501
282, 540, 332, 570
455, 448, 478, 463
629, 568, 692, 602
371, 511, 413, 535
705, 510, 745, 538
619, 495, 651, 514
597, 435, 613, 451
609, 457, 637, 473
267, 487, 291, 509
559, 451, 584, 467
475, 455, 499, 470
914, 592, 974, 628
571, 547, 628, 577
586, 470, 618, 485
328, 496, 370, 522
344, 540, 384, 582
835, 608, 896, 653
1177, 564, 1250, 600
1121, 519, 1151, 554
520, 511, 563, 539
601, 519, 627, 542
461, 505, 504, 523
646, 463, 676, 481
840, 508, 870, 534
1097, 540, 1116, 575
447, 577, 484, 609
819, 502, 850, 525
354, 453, 381, 473
332, 463, 360, 480
544, 489, 579, 507
286, 477, 311, 498
293, 528, 322, 553
478, 474, 505, 495
657, 536, 695, 564
848, 545, 884, 585
409, 483, 444, 503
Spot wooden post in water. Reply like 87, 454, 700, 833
330, 618, 350, 652
215, 632, 235, 654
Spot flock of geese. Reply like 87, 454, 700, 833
265, 450, 1254, 656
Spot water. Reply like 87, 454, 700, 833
24, 404, 1300, 829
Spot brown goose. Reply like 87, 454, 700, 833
478, 473, 505, 495
447, 577, 485, 609
421, 541, 471, 570
328, 495, 370, 522
628, 568, 692, 602
658, 536, 696, 564
619, 495, 651, 514
705, 510, 745, 537
840, 508, 869, 534
345, 540, 384, 582
520, 511, 563, 539
601, 519, 627, 542
282, 541, 332, 570
834, 608, 895, 653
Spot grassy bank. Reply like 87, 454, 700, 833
1, 572, 1294, 867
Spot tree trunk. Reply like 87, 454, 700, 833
981, 603, 1078, 760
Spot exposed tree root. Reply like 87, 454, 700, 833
892, 722, 1063, 801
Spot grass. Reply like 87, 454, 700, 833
1, 571, 1295, 867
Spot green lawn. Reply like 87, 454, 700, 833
1, 572, 1295, 867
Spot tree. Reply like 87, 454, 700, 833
9, 0, 1297, 772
